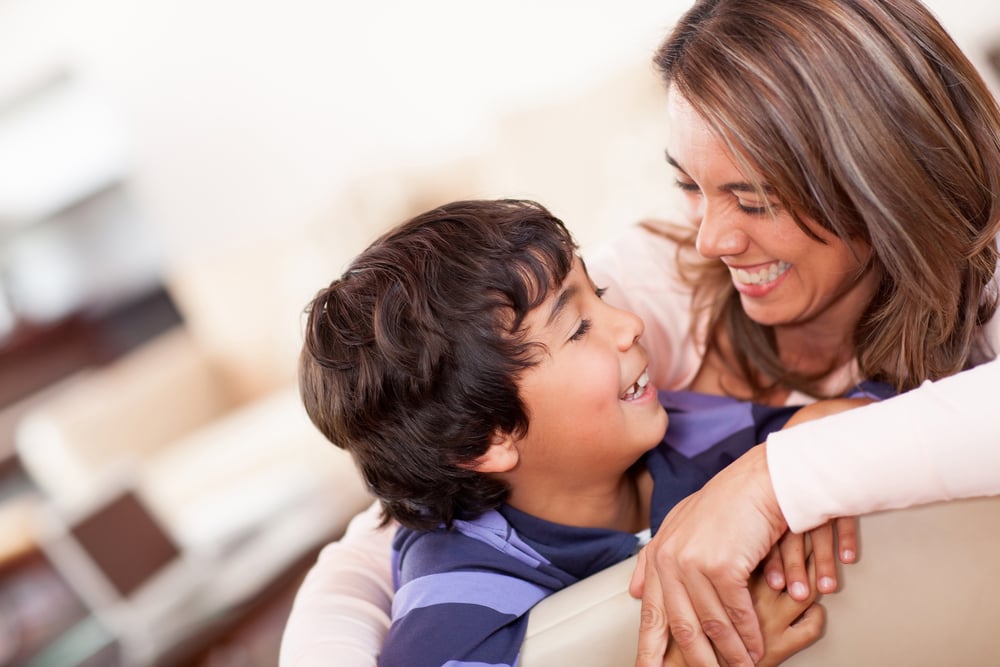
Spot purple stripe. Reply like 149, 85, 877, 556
453, 511, 550, 569
664, 403, 754, 457
393, 571, 548, 619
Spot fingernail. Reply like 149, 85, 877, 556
749, 651, 761, 664
767, 571, 784, 588
842, 549, 856, 562
790, 582, 809, 599
819, 576, 835, 592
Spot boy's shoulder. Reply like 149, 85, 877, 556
392, 510, 549, 584
392, 507, 638, 587
384, 508, 638, 667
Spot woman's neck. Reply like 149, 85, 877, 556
774, 322, 855, 377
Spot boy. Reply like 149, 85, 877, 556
299, 199, 862, 666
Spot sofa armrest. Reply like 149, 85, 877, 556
522, 494, 1000, 666
522, 556, 641, 667
15, 327, 239, 507
785, 494, 1000, 665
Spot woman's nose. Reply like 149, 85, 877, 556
695, 203, 749, 259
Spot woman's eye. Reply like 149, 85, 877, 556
570, 319, 592, 341
595, 286, 607, 299
737, 201, 769, 215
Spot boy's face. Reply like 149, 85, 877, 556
511, 257, 669, 483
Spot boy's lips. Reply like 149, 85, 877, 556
621, 368, 651, 401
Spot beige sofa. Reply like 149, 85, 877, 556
521, 495, 1000, 666
279, 491, 1000, 666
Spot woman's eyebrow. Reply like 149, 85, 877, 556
665, 150, 775, 194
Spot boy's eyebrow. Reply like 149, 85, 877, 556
547, 284, 578, 325
664, 150, 775, 194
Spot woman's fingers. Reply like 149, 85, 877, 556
762, 543, 785, 591
632, 445, 788, 666
634, 553, 674, 667
778, 532, 809, 601
836, 516, 859, 563
808, 522, 838, 594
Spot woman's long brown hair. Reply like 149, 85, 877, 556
654, 0, 1000, 398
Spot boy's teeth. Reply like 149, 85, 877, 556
623, 370, 650, 400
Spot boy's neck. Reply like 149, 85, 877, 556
504, 467, 653, 533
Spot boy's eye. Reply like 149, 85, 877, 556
570, 319, 592, 341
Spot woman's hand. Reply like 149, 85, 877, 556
661, 564, 825, 667
762, 518, 858, 599
629, 444, 788, 667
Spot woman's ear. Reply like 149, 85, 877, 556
462, 430, 520, 473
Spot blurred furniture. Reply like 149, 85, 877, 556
12, 325, 373, 665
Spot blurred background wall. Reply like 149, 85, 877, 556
0, 0, 996, 392
0, 0, 693, 401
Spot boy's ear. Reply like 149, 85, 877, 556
462, 430, 519, 473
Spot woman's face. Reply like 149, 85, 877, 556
665, 89, 879, 331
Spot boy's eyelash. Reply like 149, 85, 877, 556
570, 319, 592, 341
568, 288, 605, 341
674, 179, 700, 192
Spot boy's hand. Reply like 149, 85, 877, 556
762, 518, 858, 599
748, 561, 824, 667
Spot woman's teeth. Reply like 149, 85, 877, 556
622, 370, 650, 401
731, 260, 791, 286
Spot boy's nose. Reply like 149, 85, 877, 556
614, 307, 644, 351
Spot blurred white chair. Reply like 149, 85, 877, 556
16, 330, 373, 665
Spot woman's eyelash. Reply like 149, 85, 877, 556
570, 319, 592, 341
738, 203, 769, 215
595, 287, 608, 298
675, 177, 773, 215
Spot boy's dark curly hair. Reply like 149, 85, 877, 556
300, 199, 577, 531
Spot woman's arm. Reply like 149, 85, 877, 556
632, 356, 1000, 667
770, 356, 1000, 531
279, 501, 395, 667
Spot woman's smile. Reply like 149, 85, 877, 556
728, 260, 792, 297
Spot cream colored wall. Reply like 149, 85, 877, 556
1, 0, 996, 393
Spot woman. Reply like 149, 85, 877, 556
280, 1, 1000, 665
625, 0, 1000, 665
